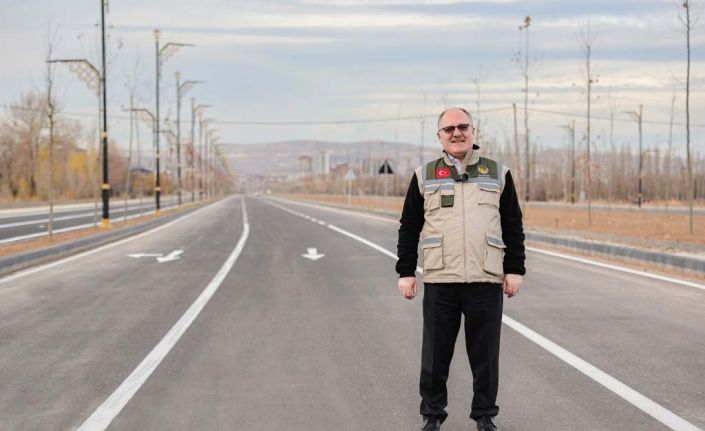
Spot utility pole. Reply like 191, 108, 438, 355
519, 16, 531, 202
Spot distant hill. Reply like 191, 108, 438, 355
221, 140, 442, 178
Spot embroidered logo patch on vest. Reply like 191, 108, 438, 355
436, 167, 451, 178
478, 165, 489, 175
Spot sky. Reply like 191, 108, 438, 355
1, 0, 703, 164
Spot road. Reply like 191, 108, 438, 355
0, 196, 180, 245
0, 195, 703, 430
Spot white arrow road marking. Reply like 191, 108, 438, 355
302, 247, 325, 261
157, 249, 183, 263
127, 253, 164, 258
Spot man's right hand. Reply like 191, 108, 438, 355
398, 276, 417, 300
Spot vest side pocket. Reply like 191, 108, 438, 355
424, 184, 441, 211
478, 184, 500, 208
422, 235, 444, 270
483, 233, 506, 276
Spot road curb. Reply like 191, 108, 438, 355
273, 196, 705, 275
525, 232, 705, 274
0, 204, 204, 278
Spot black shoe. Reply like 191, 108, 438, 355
476, 415, 497, 431
421, 416, 441, 431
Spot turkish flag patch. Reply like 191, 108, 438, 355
436, 167, 451, 178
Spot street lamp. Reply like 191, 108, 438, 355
624, 105, 644, 207
192, 103, 210, 202
198, 115, 213, 200
175, 71, 203, 206
154, 28, 193, 214
125, 108, 157, 207
206, 129, 219, 199
47, 58, 107, 227
559, 121, 576, 205
162, 128, 177, 200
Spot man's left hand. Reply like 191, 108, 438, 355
503, 274, 523, 298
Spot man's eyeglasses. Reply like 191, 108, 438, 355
439, 124, 472, 135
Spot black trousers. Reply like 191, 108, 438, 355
419, 282, 503, 421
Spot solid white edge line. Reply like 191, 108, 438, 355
502, 315, 702, 431
271, 197, 705, 292
76, 196, 250, 431
263, 197, 703, 431
526, 246, 705, 291
0, 198, 228, 285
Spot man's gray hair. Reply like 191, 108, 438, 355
437, 107, 473, 128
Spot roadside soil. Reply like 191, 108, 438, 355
278, 194, 705, 247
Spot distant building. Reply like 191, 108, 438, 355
312, 150, 331, 175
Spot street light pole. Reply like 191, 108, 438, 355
175, 74, 203, 206
125, 108, 157, 207
154, 29, 162, 214
154, 29, 193, 214
99, 0, 110, 227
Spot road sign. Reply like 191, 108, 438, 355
379, 160, 393, 174
344, 170, 357, 181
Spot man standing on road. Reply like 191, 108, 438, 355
396, 107, 525, 431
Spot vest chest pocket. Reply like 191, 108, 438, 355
440, 186, 455, 207
422, 235, 444, 270
478, 184, 501, 208
424, 184, 441, 211
483, 233, 506, 276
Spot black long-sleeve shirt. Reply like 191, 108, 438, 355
395, 170, 526, 278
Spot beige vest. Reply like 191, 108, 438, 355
415, 150, 509, 284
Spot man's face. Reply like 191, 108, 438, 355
437, 109, 474, 159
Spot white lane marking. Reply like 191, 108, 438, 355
262, 197, 704, 431
527, 247, 705, 291
76, 196, 250, 431
0, 198, 227, 285
156, 249, 183, 263
502, 315, 703, 431
269, 196, 398, 224
0, 202, 158, 229
0, 203, 180, 246
127, 253, 163, 258
271, 197, 705, 292
302, 247, 325, 261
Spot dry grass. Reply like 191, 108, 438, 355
278, 194, 705, 247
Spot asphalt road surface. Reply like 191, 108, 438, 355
0, 197, 180, 245
1, 195, 703, 431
